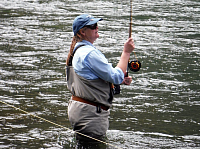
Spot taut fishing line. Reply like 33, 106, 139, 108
0, 100, 122, 149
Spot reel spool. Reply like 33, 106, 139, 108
128, 60, 141, 72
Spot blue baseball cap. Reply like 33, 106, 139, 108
73, 14, 103, 36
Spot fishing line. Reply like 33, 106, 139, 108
0, 100, 122, 149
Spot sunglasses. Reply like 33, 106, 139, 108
85, 23, 98, 30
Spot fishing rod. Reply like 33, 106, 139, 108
129, 0, 132, 39
126, 0, 141, 77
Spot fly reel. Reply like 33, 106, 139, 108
128, 60, 141, 72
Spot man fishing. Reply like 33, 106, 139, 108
66, 14, 134, 141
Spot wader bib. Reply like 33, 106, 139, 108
66, 45, 113, 138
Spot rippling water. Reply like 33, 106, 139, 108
0, 0, 200, 148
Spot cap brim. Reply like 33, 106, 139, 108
86, 18, 103, 26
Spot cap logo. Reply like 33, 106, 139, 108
86, 15, 92, 18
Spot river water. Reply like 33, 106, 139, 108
0, 0, 199, 148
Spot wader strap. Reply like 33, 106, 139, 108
68, 45, 85, 66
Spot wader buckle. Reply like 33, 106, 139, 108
96, 105, 102, 113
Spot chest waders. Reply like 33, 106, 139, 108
66, 45, 114, 113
